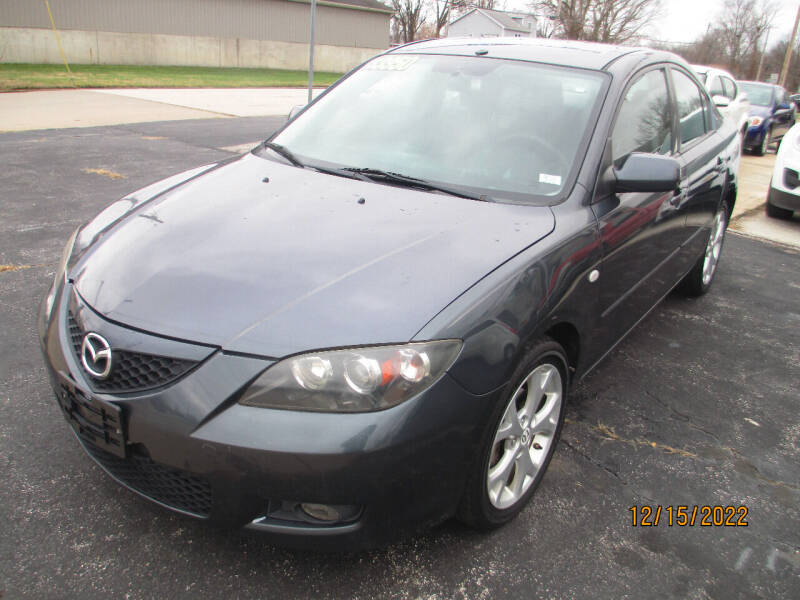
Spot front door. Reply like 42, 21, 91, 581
591, 66, 685, 344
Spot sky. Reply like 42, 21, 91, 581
653, 0, 798, 47
503, 0, 799, 49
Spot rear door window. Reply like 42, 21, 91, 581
672, 69, 708, 146
721, 77, 737, 100
709, 76, 724, 97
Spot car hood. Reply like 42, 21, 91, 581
73, 153, 555, 357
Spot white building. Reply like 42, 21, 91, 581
447, 8, 537, 38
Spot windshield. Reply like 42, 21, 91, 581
270, 54, 607, 202
695, 72, 707, 84
739, 83, 774, 106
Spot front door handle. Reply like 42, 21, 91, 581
670, 187, 687, 207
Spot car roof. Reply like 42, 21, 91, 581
690, 64, 734, 77
387, 37, 673, 71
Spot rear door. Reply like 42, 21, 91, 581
591, 66, 684, 340
669, 66, 727, 272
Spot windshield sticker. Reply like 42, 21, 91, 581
539, 173, 562, 186
366, 55, 420, 71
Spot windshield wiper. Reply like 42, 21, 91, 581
307, 164, 372, 182
342, 168, 491, 201
264, 142, 305, 168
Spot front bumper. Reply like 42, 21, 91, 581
767, 184, 800, 212
40, 284, 495, 548
745, 124, 767, 148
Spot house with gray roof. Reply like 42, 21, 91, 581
447, 8, 537, 39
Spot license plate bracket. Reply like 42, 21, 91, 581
57, 381, 126, 458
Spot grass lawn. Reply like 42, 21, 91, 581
0, 63, 342, 90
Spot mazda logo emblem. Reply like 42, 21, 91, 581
81, 332, 112, 379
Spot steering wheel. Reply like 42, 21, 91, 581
490, 134, 569, 188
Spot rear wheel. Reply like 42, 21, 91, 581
458, 340, 567, 530
678, 201, 728, 296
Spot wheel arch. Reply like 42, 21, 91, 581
540, 321, 580, 382
724, 174, 737, 220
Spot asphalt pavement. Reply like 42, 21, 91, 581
1, 118, 799, 599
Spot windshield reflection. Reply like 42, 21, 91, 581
272, 54, 606, 203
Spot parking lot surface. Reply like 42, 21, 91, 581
1, 118, 798, 599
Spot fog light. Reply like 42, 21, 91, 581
300, 503, 342, 522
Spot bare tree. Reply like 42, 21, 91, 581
432, 0, 451, 37
760, 38, 800, 89
449, 0, 499, 19
532, 0, 660, 44
665, 0, 777, 80
670, 28, 727, 66
536, 14, 556, 38
716, 0, 775, 79
391, 0, 427, 43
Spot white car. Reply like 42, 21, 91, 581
692, 65, 751, 139
767, 122, 800, 219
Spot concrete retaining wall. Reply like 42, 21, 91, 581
0, 27, 383, 72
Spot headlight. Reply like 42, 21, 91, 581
750, 116, 763, 127
239, 340, 462, 413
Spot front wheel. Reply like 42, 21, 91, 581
754, 128, 770, 156
678, 201, 728, 296
458, 340, 567, 530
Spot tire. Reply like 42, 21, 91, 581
458, 339, 567, 530
754, 128, 770, 156
678, 200, 728, 297
766, 200, 793, 219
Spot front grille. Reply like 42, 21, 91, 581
82, 440, 213, 517
68, 311, 83, 356
67, 312, 198, 394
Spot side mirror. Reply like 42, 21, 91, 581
778, 102, 791, 111
614, 153, 680, 193
712, 94, 730, 108
287, 104, 305, 122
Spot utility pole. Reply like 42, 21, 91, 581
779, 2, 800, 88
755, 27, 771, 81
308, 0, 317, 104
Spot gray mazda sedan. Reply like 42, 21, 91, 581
40, 38, 740, 548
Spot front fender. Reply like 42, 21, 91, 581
415, 203, 601, 395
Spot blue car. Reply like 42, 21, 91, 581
739, 81, 796, 155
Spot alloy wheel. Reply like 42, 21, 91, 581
486, 364, 562, 509
702, 207, 727, 286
